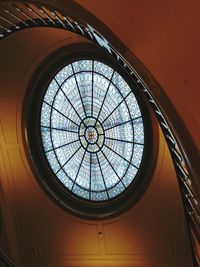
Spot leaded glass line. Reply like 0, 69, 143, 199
54, 78, 84, 123
103, 143, 139, 169
101, 90, 132, 125
91, 60, 94, 117
97, 144, 126, 188
95, 69, 115, 123
44, 100, 79, 127
96, 153, 110, 199
71, 145, 89, 191
89, 152, 92, 199
104, 115, 142, 131
71, 63, 87, 117
55, 145, 82, 174
45, 139, 79, 153
41, 125, 78, 133
105, 136, 144, 145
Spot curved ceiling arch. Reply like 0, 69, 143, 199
0, 0, 199, 261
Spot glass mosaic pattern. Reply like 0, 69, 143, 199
40, 60, 145, 201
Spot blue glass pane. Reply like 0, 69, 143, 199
91, 191, 108, 201
132, 144, 144, 168
108, 182, 125, 198
72, 184, 90, 200
45, 151, 60, 173
40, 102, 51, 126
44, 80, 59, 105
55, 65, 73, 85
94, 61, 113, 79
122, 165, 138, 187
72, 60, 92, 72
112, 72, 131, 96
57, 169, 73, 190
41, 127, 53, 152
133, 117, 144, 144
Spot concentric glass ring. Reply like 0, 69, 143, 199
40, 60, 145, 201
79, 117, 104, 153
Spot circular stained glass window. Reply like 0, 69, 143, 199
40, 59, 145, 201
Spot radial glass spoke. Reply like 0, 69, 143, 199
104, 143, 139, 169
95, 70, 115, 123
41, 125, 78, 133
54, 78, 84, 122
45, 139, 79, 153
105, 136, 143, 145
71, 63, 87, 117
96, 153, 109, 199
91, 60, 94, 117
97, 144, 126, 188
89, 153, 92, 199
72, 145, 88, 191
106, 136, 130, 144
101, 91, 132, 125
104, 115, 142, 131
55, 145, 82, 174
44, 101, 79, 127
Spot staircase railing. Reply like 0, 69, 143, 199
0, 0, 199, 264
0, 249, 15, 267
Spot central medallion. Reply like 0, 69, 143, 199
85, 127, 98, 144
79, 117, 104, 153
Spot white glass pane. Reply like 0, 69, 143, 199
55, 65, 73, 85
44, 80, 59, 105
72, 60, 92, 72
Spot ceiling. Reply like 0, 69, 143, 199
76, 0, 200, 150
0, 1, 199, 266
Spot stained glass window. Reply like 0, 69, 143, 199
40, 60, 145, 201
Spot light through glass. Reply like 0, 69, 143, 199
40, 60, 145, 201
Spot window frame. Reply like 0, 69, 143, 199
23, 42, 157, 219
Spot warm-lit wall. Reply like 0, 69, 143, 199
76, 0, 200, 151
0, 27, 193, 267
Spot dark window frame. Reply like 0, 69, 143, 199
23, 42, 157, 220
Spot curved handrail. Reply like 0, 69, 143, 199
0, 249, 15, 267
0, 0, 199, 264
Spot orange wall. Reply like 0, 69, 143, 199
0, 27, 193, 267
76, 0, 200, 151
